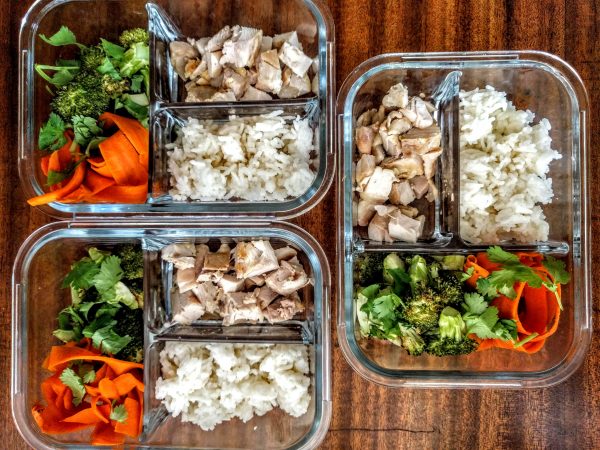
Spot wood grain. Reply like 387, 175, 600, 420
2, 0, 600, 449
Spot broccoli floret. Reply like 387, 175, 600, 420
80, 45, 105, 72
401, 287, 443, 331
354, 253, 385, 286
113, 307, 143, 363
115, 244, 143, 280
425, 306, 477, 357
119, 28, 149, 47
433, 271, 465, 306
51, 73, 110, 120
396, 323, 426, 356
102, 74, 130, 97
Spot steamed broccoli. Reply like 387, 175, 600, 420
115, 244, 143, 280
113, 307, 143, 363
396, 323, 426, 356
354, 253, 385, 286
80, 45, 105, 72
102, 74, 130, 97
119, 28, 149, 47
433, 271, 465, 306
426, 306, 477, 356
51, 73, 110, 120
401, 287, 443, 331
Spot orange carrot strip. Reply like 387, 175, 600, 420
32, 404, 93, 434
114, 397, 141, 438
45, 345, 143, 376
85, 184, 147, 204
90, 164, 115, 179
62, 407, 104, 425
517, 252, 543, 267
98, 378, 120, 400
84, 170, 115, 194
113, 372, 145, 396
474, 252, 502, 272
90, 421, 126, 446
90, 396, 110, 424
98, 130, 147, 186
463, 255, 490, 289
41, 155, 50, 176
99, 112, 149, 169
28, 155, 86, 206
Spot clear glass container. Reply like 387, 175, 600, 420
336, 52, 591, 388
18, 0, 335, 219
12, 221, 331, 449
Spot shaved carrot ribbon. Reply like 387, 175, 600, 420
33, 340, 144, 446
465, 252, 561, 354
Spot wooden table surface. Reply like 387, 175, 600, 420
2, 0, 600, 448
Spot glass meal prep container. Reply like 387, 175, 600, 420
336, 52, 591, 388
12, 221, 331, 449
18, 0, 335, 219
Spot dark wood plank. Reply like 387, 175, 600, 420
2, 0, 600, 449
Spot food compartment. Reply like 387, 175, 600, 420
142, 339, 327, 449
339, 63, 461, 250
147, 0, 330, 105
457, 62, 581, 248
146, 228, 327, 343
13, 222, 331, 448
150, 100, 332, 216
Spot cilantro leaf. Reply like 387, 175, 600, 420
92, 256, 123, 293
59, 367, 85, 406
97, 57, 122, 80
110, 403, 128, 423
92, 325, 131, 354
72, 115, 103, 146
62, 257, 100, 290
460, 266, 474, 283
462, 293, 488, 315
486, 246, 520, 265
462, 293, 516, 342
543, 255, 571, 285
100, 39, 125, 60
79, 365, 96, 384
34, 64, 79, 87
475, 277, 498, 300
129, 74, 143, 93
39, 26, 81, 47
38, 113, 68, 151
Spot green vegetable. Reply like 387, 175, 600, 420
51, 73, 110, 120
119, 28, 149, 47
383, 253, 404, 284
35, 63, 80, 88
354, 253, 385, 286
396, 323, 426, 356
39, 26, 83, 48
80, 45, 105, 72
72, 115, 103, 146
461, 293, 517, 342
59, 368, 86, 406
401, 287, 442, 331
102, 74, 130, 98
433, 255, 466, 271
110, 403, 129, 423
119, 42, 149, 78
425, 307, 478, 357
113, 307, 144, 363
114, 282, 138, 309
38, 113, 68, 151
115, 243, 144, 280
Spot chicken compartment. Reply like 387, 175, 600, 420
149, 100, 331, 216
145, 226, 327, 344
147, 1, 331, 105
142, 339, 327, 450
340, 65, 461, 251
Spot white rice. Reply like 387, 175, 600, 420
155, 342, 311, 431
459, 86, 561, 243
166, 111, 316, 201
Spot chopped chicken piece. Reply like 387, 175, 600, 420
256, 285, 280, 309
356, 126, 375, 154
409, 96, 434, 128
368, 212, 393, 242
381, 155, 424, 179
360, 167, 395, 203
209, 90, 237, 102
278, 42, 313, 77
355, 154, 376, 190
192, 37, 209, 55
221, 291, 263, 325
372, 145, 386, 164
206, 25, 233, 52
278, 67, 311, 98
421, 148, 443, 179
234, 240, 280, 278
398, 107, 417, 123
397, 205, 419, 218
386, 112, 412, 135
378, 123, 402, 157
274, 246, 297, 261
191, 281, 221, 315
217, 274, 245, 293
261, 35, 273, 52
170, 41, 199, 79
389, 181, 416, 206
265, 260, 311, 296
357, 199, 377, 227
388, 210, 422, 243
195, 244, 210, 273
255, 50, 283, 94
382, 82, 409, 109
273, 31, 302, 50
247, 275, 266, 287
176, 268, 196, 293
184, 58, 206, 80
206, 51, 223, 78
357, 108, 377, 127
220, 27, 263, 68
222, 67, 249, 99
185, 85, 217, 102
172, 291, 205, 325
204, 247, 231, 271
411, 175, 430, 199
162, 243, 196, 270
263, 294, 304, 323
241, 85, 272, 101
401, 126, 441, 155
